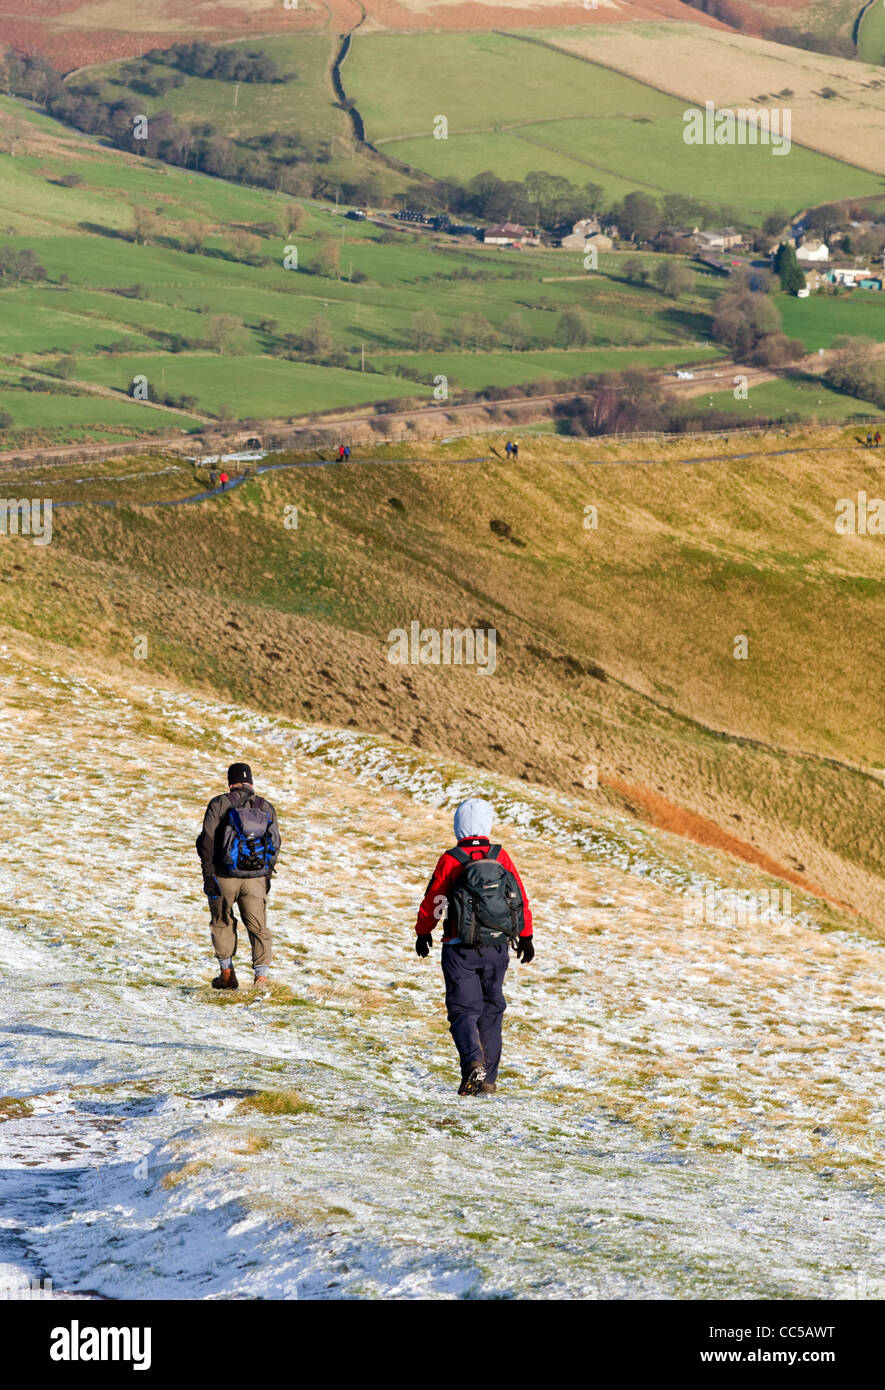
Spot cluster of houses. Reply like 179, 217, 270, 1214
782, 230, 884, 294
482, 217, 615, 251
801, 263, 884, 293
389, 207, 885, 295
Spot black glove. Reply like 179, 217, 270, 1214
265, 877, 272, 896
203, 875, 219, 897
516, 937, 535, 964
415, 934, 432, 958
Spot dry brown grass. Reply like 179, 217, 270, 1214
233, 1088, 315, 1117
0, 1096, 34, 1120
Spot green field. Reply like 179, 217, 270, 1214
1, 83, 881, 447
347, 31, 884, 217
777, 290, 885, 351
0, 361, 198, 441
371, 344, 724, 391
86, 37, 340, 147
704, 376, 882, 421
71, 354, 429, 418
0, 385, 197, 439
348, 32, 674, 139
0, 99, 744, 442
857, 2, 885, 64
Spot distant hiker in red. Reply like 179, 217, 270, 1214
338, 444, 346, 460
876, 432, 882, 448
414, 797, 533, 1096
219, 471, 229, 490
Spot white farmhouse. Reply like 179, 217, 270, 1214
796, 238, 829, 263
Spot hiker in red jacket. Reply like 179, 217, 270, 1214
414, 797, 533, 1096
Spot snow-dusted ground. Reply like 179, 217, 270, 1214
1, 642, 884, 1300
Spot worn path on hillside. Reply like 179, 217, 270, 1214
47, 431, 884, 510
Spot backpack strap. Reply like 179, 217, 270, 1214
487, 844, 502, 861
449, 847, 472, 866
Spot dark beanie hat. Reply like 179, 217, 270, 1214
227, 762, 253, 785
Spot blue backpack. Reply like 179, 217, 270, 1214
220, 797, 276, 877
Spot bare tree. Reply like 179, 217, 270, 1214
204, 314, 249, 355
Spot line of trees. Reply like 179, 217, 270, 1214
145, 42, 292, 84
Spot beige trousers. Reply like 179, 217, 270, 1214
209, 876, 271, 970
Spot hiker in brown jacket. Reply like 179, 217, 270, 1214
196, 762, 281, 992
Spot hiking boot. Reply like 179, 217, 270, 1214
457, 1063, 487, 1096
212, 966, 239, 990
479, 1082, 497, 1095
253, 974, 269, 993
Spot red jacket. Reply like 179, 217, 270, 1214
415, 836, 533, 942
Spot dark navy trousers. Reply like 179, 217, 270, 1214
441, 942, 509, 1082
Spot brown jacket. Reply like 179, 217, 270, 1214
196, 785, 281, 881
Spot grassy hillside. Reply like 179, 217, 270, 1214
0, 98, 742, 446
2, 88, 882, 450
69, 35, 394, 203
543, 23, 885, 179
2, 427, 883, 933
857, 1, 885, 65
742, 0, 863, 41
348, 30, 885, 210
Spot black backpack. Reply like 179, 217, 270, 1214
446, 844, 525, 947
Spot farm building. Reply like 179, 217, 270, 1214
694, 228, 744, 252
483, 222, 539, 246
560, 228, 614, 252
796, 238, 829, 263
826, 266, 872, 287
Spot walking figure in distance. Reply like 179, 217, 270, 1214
414, 797, 534, 1095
